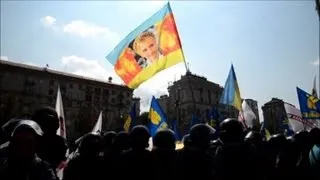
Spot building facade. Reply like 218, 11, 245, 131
157, 71, 239, 135
0, 60, 138, 139
262, 98, 287, 134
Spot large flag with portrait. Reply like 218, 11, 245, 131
106, 2, 185, 89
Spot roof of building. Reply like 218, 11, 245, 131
0, 59, 129, 89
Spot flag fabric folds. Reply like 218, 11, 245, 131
124, 103, 137, 132
92, 111, 103, 134
208, 107, 220, 131
106, 2, 185, 89
284, 103, 316, 133
55, 86, 66, 138
241, 100, 257, 128
220, 64, 242, 111
297, 87, 320, 120
312, 76, 318, 98
149, 96, 168, 137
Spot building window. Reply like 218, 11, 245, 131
48, 89, 54, 95
95, 88, 101, 94
103, 89, 109, 96
208, 90, 211, 104
126, 92, 130, 97
85, 94, 92, 101
200, 98, 203, 103
111, 98, 115, 103
49, 80, 54, 86
79, 84, 82, 90
69, 84, 73, 89
112, 90, 116, 95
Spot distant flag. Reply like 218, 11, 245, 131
241, 100, 257, 128
297, 87, 320, 120
220, 64, 242, 111
149, 96, 168, 137
124, 103, 137, 132
191, 114, 199, 127
55, 86, 66, 138
106, 2, 185, 89
220, 64, 247, 127
92, 111, 103, 133
172, 120, 181, 141
208, 107, 220, 132
312, 76, 318, 98
260, 122, 271, 140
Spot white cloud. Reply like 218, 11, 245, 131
63, 20, 120, 42
41, 16, 56, 27
61, 55, 122, 83
0, 56, 9, 61
312, 59, 319, 66
134, 63, 186, 112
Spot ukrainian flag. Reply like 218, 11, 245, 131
297, 87, 320, 120
220, 64, 242, 111
149, 96, 168, 137
123, 103, 137, 132
106, 2, 185, 89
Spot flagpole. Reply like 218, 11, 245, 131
170, 5, 198, 118
316, 0, 320, 96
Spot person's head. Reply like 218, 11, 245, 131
153, 129, 176, 150
130, 125, 150, 150
79, 132, 103, 158
32, 106, 59, 135
189, 124, 216, 149
9, 120, 43, 160
133, 31, 159, 63
103, 131, 117, 149
219, 118, 244, 143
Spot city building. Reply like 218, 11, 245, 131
158, 71, 239, 135
244, 98, 260, 128
0, 60, 138, 139
262, 98, 287, 134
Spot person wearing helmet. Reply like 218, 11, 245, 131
176, 124, 216, 180
214, 118, 259, 180
63, 133, 103, 180
119, 125, 154, 180
32, 107, 68, 172
0, 120, 57, 180
151, 129, 178, 180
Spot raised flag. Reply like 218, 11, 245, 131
124, 103, 137, 132
220, 64, 242, 111
284, 103, 316, 132
312, 76, 318, 98
55, 86, 66, 138
106, 2, 185, 89
297, 87, 320, 119
241, 100, 257, 128
149, 96, 168, 137
92, 111, 103, 134
172, 120, 181, 141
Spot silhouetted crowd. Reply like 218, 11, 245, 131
0, 106, 320, 180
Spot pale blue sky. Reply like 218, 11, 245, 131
1, 1, 319, 119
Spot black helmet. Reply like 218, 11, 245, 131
153, 129, 175, 150
11, 120, 43, 137
220, 118, 244, 143
245, 131, 263, 144
130, 125, 150, 149
103, 131, 117, 147
189, 124, 215, 148
79, 132, 103, 156
2, 118, 22, 140
32, 106, 59, 133
182, 134, 191, 147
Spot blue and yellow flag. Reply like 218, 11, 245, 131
209, 107, 220, 132
220, 64, 242, 111
123, 103, 137, 132
149, 96, 168, 137
171, 120, 181, 141
106, 2, 185, 89
297, 87, 320, 119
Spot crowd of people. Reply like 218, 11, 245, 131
0, 106, 319, 180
